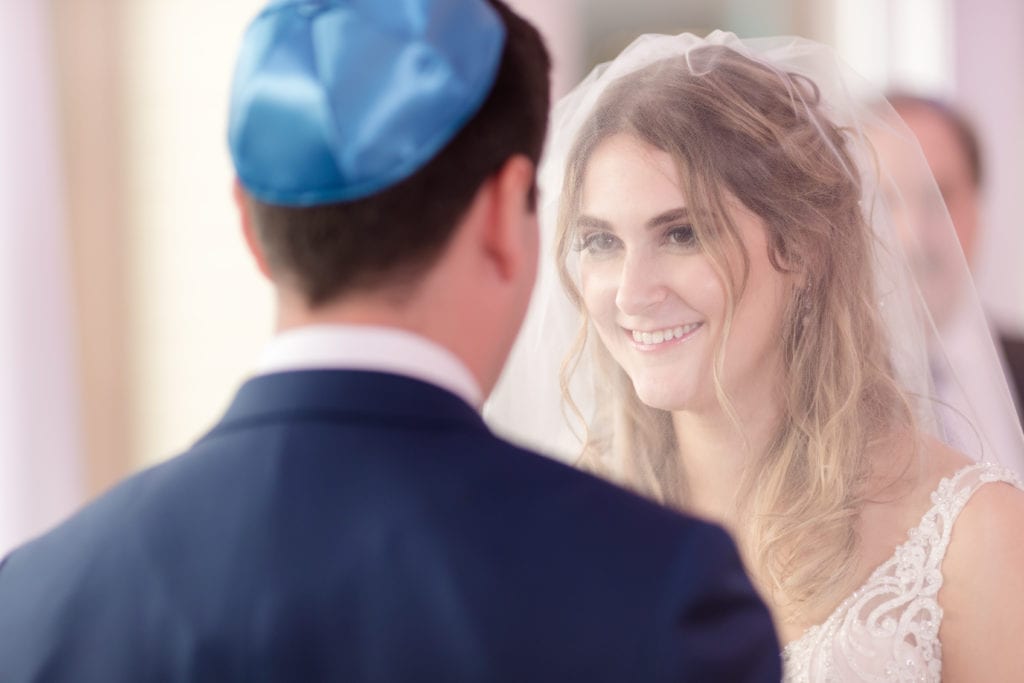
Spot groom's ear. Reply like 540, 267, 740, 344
234, 180, 273, 281
476, 154, 538, 282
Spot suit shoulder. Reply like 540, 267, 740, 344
487, 434, 730, 564
500, 434, 713, 520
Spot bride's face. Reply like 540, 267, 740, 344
576, 133, 791, 412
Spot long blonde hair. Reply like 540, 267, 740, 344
555, 46, 914, 613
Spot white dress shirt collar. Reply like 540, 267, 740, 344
256, 324, 483, 409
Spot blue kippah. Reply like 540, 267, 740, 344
228, 0, 506, 206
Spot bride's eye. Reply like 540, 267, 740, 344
665, 225, 697, 248
577, 231, 621, 254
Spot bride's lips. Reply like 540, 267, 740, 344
625, 322, 703, 349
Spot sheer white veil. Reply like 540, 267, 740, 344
485, 31, 1024, 480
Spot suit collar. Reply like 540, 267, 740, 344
256, 325, 483, 409
208, 369, 486, 437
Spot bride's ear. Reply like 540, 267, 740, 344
777, 242, 810, 289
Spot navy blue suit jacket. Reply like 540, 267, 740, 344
0, 370, 780, 681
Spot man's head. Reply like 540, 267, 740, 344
228, 0, 551, 393
888, 94, 983, 267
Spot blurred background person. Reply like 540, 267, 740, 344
869, 93, 1024, 468
887, 93, 1024, 422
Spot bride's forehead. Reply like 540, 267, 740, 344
576, 133, 753, 222
580, 134, 684, 204
585, 133, 672, 170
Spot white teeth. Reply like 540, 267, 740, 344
631, 323, 699, 346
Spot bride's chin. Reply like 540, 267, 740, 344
630, 373, 722, 414
632, 383, 695, 413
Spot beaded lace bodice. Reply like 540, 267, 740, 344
781, 462, 1022, 682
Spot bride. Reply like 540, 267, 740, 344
487, 32, 1024, 681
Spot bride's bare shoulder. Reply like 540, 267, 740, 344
863, 432, 971, 515
917, 434, 974, 482
930, 439, 1024, 681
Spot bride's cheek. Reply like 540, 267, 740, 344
580, 270, 619, 317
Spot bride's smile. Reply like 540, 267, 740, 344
626, 321, 702, 347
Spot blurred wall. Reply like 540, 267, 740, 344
53, 0, 130, 499
1, 2, 82, 552
122, 0, 271, 466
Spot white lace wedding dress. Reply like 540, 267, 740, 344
781, 462, 1022, 682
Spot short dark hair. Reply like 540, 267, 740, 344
888, 92, 984, 188
245, 0, 551, 306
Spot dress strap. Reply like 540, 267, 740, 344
934, 462, 1022, 526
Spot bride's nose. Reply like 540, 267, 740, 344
615, 251, 667, 314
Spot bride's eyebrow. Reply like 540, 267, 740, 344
647, 207, 690, 228
576, 207, 691, 232
576, 215, 613, 231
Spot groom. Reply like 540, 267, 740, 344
0, 1, 779, 680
